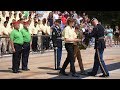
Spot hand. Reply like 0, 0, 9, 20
74, 39, 81, 42
12, 48, 16, 53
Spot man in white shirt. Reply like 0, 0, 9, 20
1, 21, 9, 53
31, 21, 39, 52
53, 11, 59, 22
0, 23, 3, 57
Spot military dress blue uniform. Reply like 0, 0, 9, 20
88, 23, 109, 77
52, 25, 62, 70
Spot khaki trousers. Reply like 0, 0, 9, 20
74, 45, 84, 71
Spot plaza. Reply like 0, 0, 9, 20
0, 46, 119, 79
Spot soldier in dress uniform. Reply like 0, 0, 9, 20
51, 19, 62, 70
87, 18, 109, 77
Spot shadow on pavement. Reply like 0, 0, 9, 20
38, 67, 55, 70
0, 69, 12, 73
47, 62, 120, 79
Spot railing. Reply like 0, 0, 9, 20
0, 35, 54, 57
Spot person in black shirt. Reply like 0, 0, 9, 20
87, 18, 109, 77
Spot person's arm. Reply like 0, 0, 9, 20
88, 27, 97, 38
65, 38, 80, 42
52, 28, 57, 47
10, 32, 15, 53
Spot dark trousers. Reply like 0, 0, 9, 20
46, 37, 50, 50
57, 47, 62, 67
12, 44, 22, 71
22, 42, 30, 70
54, 47, 62, 68
41, 36, 46, 50
91, 48, 109, 76
32, 35, 38, 51
61, 43, 76, 74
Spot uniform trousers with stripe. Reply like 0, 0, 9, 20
91, 48, 109, 76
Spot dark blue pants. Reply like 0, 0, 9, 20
12, 44, 22, 72
57, 47, 62, 67
22, 42, 30, 70
92, 48, 109, 76
61, 43, 76, 74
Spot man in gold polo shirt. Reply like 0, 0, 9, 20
10, 21, 23, 73
20, 22, 31, 71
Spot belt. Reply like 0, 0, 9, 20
24, 42, 30, 43
98, 36, 105, 40
14, 43, 23, 46
57, 37, 62, 39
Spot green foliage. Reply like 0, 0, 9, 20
77, 11, 120, 28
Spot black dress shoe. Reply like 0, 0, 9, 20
80, 71, 87, 75
55, 67, 61, 70
13, 70, 22, 73
99, 74, 109, 77
87, 72, 96, 76
59, 71, 68, 76
13, 70, 18, 73
72, 73, 80, 77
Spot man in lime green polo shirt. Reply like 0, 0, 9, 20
10, 21, 23, 73
20, 21, 31, 71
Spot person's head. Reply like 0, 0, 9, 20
48, 12, 53, 18
54, 11, 58, 14
105, 25, 108, 29
75, 25, 80, 32
19, 13, 22, 19
34, 21, 38, 26
67, 18, 74, 27
14, 13, 17, 18
91, 18, 99, 26
2, 11, 5, 17
13, 21, 20, 30
38, 19, 41, 24
20, 18, 24, 24
10, 23, 13, 28
4, 21, 8, 27
42, 18, 46, 25
54, 19, 60, 26
9, 11, 12, 18
115, 26, 119, 30
23, 22, 29, 29
6, 17, 9, 22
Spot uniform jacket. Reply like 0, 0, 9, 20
89, 24, 106, 49
52, 25, 62, 48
